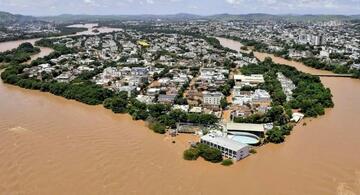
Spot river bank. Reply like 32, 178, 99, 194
216, 37, 340, 76
0, 32, 359, 195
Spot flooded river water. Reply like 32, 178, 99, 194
0, 34, 359, 195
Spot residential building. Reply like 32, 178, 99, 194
203, 91, 224, 106
158, 94, 176, 104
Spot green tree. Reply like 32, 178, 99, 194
266, 127, 285, 144
148, 104, 171, 119
149, 122, 166, 134
200, 146, 223, 163
103, 96, 128, 113
221, 159, 234, 166
183, 148, 200, 160
220, 98, 228, 109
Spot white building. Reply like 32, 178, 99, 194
200, 133, 250, 161
291, 113, 305, 123
234, 74, 264, 87
136, 95, 155, 104
226, 122, 266, 137
203, 91, 224, 106
252, 89, 271, 103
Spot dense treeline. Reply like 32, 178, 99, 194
0, 42, 40, 64
300, 57, 351, 74
1, 63, 114, 105
1, 41, 112, 105
183, 143, 223, 163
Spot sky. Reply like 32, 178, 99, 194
0, 0, 359, 16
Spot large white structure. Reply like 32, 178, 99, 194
252, 89, 271, 103
200, 134, 250, 161
226, 122, 266, 136
203, 91, 224, 106
234, 74, 264, 87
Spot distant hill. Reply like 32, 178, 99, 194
39, 13, 203, 23
38, 13, 359, 23
207, 13, 353, 22
350, 15, 360, 20
0, 11, 38, 25
1, 11, 359, 24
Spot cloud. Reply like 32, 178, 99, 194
225, 0, 244, 5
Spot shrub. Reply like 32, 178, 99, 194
183, 148, 200, 160
266, 127, 285, 144
221, 159, 233, 166
198, 144, 223, 163
149, 122, 166, 134
280, 124, 294, 136
249, 148, 257, 154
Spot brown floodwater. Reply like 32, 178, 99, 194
0, 39, 40, 52
0, 38, 54, 64
66, 23, 123, 36
0, 35, 359, 195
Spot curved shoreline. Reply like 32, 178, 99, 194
216, 37, 339, 76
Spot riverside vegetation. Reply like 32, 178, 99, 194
0, 42, 40, 64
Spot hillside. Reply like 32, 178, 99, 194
0, 11, 37, 25
39, 13, 358, 23
1, 11, 359, 24
39, 13, 203, 23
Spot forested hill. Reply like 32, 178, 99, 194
38, 13, 360, 23
1, 10, 360, 24
0, 11, 38, 25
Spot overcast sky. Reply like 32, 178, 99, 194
0, 0, 359, 16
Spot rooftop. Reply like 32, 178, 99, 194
226, 122, 265, 132
234, 74, 264, 83
201, 133, 248, 151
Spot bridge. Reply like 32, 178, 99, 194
314, 74, 353, 78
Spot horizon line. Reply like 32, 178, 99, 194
1, 10, 359, 18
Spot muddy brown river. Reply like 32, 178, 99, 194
0, 35, 359, 194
